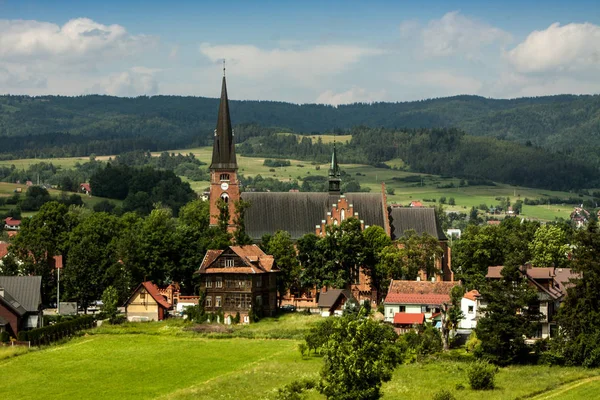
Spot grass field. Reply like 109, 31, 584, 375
0, 147, 589, 221
1, 315, 599, 400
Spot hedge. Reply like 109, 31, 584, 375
17, 315, 95, 345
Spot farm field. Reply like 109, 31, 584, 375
0, 182, 121, 217
1, 315, 599, 400
0, 147, 590, 221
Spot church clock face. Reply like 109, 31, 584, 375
220, 182, 229, 191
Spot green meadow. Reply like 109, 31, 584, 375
1, 315, 599, 399
0, 145, 589, 221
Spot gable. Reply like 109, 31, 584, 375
389, 207, 447, 241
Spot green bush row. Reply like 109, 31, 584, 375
17, 315, 95, 345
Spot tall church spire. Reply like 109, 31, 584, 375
328, 142, 341, 193
210, 67, 237, 170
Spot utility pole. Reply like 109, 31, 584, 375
57, 265, 60, 315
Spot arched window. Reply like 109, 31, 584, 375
333, 218, 338, 226
220, 173, 230, 181
340, 209, 346, 221
221, 193, 229, 203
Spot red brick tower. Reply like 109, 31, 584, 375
209, 66, 239, 228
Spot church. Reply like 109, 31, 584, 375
205, 71, 452, 304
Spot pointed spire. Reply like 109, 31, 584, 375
210, 68, 237, 170
329, 141, 340, 178
328, 141, 341, 193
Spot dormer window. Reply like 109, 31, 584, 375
220, 174, 230, 181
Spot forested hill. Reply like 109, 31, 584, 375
1, 94, 600, 159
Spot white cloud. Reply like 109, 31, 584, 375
398, 19, 420, 38
93, 67, 160, 97
507, 22, 600, 73
199, 43, 384, 83
316, 87, 386, 106
421, 11, 511, 58
0, 18, 154, 62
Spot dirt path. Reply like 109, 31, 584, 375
531, 375, 600, 399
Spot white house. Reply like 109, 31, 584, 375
458, 290, 481, 330
384, 280, 461, 324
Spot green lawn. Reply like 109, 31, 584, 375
1, 316, 599, 399
0, 147, 589, 221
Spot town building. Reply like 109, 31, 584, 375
485, 265, 578, 339
196, 245, 278, 323
0, 276, 43, 337
383, 279, 461, 324
124, 281, 173, 322
206, 72, 452, 306
317, 289, 355, 317
4, 217, 21, 231
458, 290, 481, 330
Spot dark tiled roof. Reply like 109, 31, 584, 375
318, 289, 354, 308
198, 245, 277, 274
240, 192, 385, 240
389, 207, 447, 240
0, 276, 42, 312
0, 289, 28, 316
210, 76, 237, 170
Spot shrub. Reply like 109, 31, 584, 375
467, 360, 497, 390
466, 331, 481, 353
432, 389, 456, 400
298, 342, 307, 357
0, 331, 10, 343
277, 378, 316, 400
17, 315, 95, 345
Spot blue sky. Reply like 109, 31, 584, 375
1, 0, 599, 103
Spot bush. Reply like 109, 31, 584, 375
467, 360, 497, 390
276, 378, 316, 400
0, 331, 10, 343
466, 331, 481, 353
432, 389, 456, 400
17, 315, 95, 345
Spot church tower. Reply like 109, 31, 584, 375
209, 66, 240, 227
328, 142, 341, 194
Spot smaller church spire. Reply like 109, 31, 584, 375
328, 141, 341, 193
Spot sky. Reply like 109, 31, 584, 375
1, 0, 600, 104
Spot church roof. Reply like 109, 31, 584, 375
389, 207, 447, 241
240, 192, 386, 240
210, 76, 237, 170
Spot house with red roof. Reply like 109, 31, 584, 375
196, 245, 279, 323
459, 290, 481, 330
124, 281, 173, 322
392, 312, 425, 334
4, 217, 21, 231
384, 279, 461, 324
79, 183, 91, 196
409, 201, 424, 208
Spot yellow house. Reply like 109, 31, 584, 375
124, 281, 172, 322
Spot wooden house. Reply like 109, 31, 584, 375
196, 245, 278, 323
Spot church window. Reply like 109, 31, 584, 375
221, 193, 229, 203
220, 173, 230, 181
333, 218, 338, 226
341, 209, 345, 221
